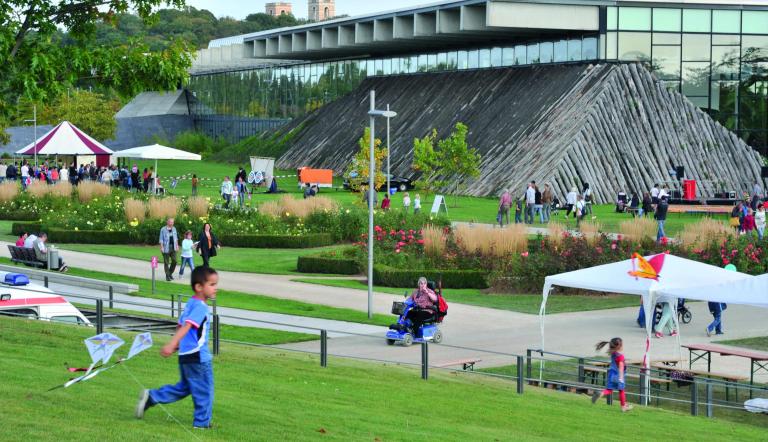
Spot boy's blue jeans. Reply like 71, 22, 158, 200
179, 257, 195, 275
707, 312, 722, 334
150, 361, 214, 427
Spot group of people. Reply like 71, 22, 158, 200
362, 189, 422, 213
730, 200, 766, 240
498, 182, 591, 227
158, 218, 221, 281
14, 231, 68, 272
220, 167, 250, 209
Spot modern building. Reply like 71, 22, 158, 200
185, 0, 767, 198
308, 0, 335, 22
265, 2, 292, 17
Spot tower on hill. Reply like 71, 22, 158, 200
265, 2, 292, 16
308, 0, 335, 22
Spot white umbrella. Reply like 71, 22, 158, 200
112, 144, 201, 192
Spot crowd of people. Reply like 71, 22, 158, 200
497, 181, 591, 227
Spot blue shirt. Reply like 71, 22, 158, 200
178, 297, 211, 363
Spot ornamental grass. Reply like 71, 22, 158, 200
0, 182, 18, 202
547, 222, 567, 247
454, 223, 527, 258
258, 200, 281, 218
26, 181, 50, 198
187, 196, 210, 218
148, 197, 180, 220
619, 217, 657, 242
123, 198, 147, 222
579, 221, 602, 245
678, 218, 733, 250
49, 181, 73, 198
77, 181, 111, 203
422, 225, 446, 257
259, 195, 338, 218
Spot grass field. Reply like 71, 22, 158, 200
292, 278, 641, 314
0, 257, 392, 327
720, 336, 768, 352
3, 316, 764, 441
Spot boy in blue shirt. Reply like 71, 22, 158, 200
135, 266, 218, 429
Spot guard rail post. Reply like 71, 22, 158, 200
108, 286, 114, 309
526, 349, 532, 385
691, 380, 699, 416
44, 276, 48, 288
170, 295, 175, 318
96, 299, 103, 334
421, 342, 429, 380
516, 355, 524, 394
706, 382, 713, 418
639, 370, 648, 406
577, 358, 585, 384
177, 295, 183, 317
212, 314, 220, 355
320, 330, 328, 367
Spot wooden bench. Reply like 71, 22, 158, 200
434, 358, 481, 371
7, 245, 45, 268
582, 366, 672, 386
652, 364, 749, 401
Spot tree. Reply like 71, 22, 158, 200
39, 90, 122, 141
344, 127, 387, 192
411, 123, 481, 196
0, 0, 193, 142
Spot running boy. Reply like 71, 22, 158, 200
136, 266, 218, 428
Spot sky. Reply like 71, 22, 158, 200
184, 0, 430, 20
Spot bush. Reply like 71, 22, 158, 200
47, 229, 131, 244
12, 222, 42, 236
2, 211, 38, 221
218, 233, 333, 248
297, 255, 361, 274
373, 264, 489, 289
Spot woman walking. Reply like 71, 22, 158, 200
197, 223, 221, 268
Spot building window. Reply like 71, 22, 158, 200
619, 7, 651, 31
682, 34, 711, 61
607, 7, 617, 30
742, 11, 768, 34
682, 9, 711, 33
652, 8, 681, 33
713, 10, 740, 34
618, 32, 651, 62
325, 7, 329, 19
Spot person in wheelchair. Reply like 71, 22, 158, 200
406, 277, 438, 333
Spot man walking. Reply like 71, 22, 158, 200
524, 182, 535, 224
498, 189, 511, 226
541, 183, 553, 223
159, 218, 179, 281
655, 196, 669, 242
706, 301, 726, 336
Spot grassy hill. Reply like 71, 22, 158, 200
2, 316, 764, 441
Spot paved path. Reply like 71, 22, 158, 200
2, 241, 765, 381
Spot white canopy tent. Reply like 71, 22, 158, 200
539, 254, 754, 395
112, 144, 201, 192
660, 274, 768, 308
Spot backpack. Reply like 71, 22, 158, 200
436, 292, 448, 322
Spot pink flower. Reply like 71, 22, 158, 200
397, 241, 406, 247
521, 251, 529, 257
617, 234, 623, 241
395, 248, 401, 254
596, 247, 603, 254
664, 250, 670, 254
417, 239, 425, 245
374, 225, 382, 232
611, 242, 617, 250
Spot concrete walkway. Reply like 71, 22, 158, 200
2, 241, 765, 381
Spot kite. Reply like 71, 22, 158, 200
127, 333, 153, 360
628, 253, 665, 281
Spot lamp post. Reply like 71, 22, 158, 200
366, 91, 397, 319
384, 104, 398, 194
23, 105, 37, 169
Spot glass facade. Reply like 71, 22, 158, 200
606, 6, 768, 154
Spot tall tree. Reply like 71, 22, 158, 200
344, 127, 387, 192
411, 123, 481, 196
39, 90, 122, 141
0, 0, 193, 142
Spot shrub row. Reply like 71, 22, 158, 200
372, 264, 489, 289
1, 211, 38, 221
11, 222, 42, 236
218, 233, 333, 249
297, 255, 361, 275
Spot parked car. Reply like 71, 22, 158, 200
343, 174, 415, 192
0, 272, 92, 326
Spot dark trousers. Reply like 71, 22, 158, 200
201, 253, 211, 268
406, 309, 434, 335
163, 250, 177, 278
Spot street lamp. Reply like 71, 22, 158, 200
383, 104, 397, 195
23, 105, 37, 169
365, 91, 397, 319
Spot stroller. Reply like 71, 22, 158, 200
386, 281, 447, 346
653, 298, 692, 327
551, 196, 562, 216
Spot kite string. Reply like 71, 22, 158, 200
120, 364, 202, 442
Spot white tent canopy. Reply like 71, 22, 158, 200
16, 121, 113, 156
659, 274, 768, 308
112, 144, 201, 192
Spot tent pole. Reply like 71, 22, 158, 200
154, 158, 158, 195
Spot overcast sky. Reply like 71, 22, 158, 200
184, 0, 430, 20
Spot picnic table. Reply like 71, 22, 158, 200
682, 343, 768, 396
651, 363, 749, 401
591, 358, 685, 368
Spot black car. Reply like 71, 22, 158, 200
343, 174, 415, 192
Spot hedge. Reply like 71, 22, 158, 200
217, 233, 333, 249
1, 211, 38, 221
373, 264, 489, 289
297, 255, 361, 274
11, 222, 42, 236
49, 229, 131, 244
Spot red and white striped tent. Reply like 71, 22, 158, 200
16, 121, 113, 166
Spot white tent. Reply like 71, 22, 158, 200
16, 121, 113, 167
539, 254, 754, 386
659, 274, 768, 308
112, 144, 201, 192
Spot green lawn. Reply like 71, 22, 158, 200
0, 257, 392, 327
56, 243, 347, 276
3, 316, 764, 440
291, 278, 641, 314
719, 337, 768, 352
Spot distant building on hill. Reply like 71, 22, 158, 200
265, 2, 292, 16
308, 0, 334, 21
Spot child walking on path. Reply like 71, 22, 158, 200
179, 230, 195, 277
591, 337, 633, 412
136, 267, 219, 428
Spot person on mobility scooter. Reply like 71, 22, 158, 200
386, 277, 448, 346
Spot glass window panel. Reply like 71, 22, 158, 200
741, 36, 768, 78
686, 96, 709, 108
743, 11, 768, 34
712, 10, 740, 34
514, 44, 526, 65
479, 49, 491, 68
554, 40, 567, 62
682, 61, 710, 96
683, 9, 710, 33
437, 52, 447, 70
417, 54, 428, 71
606, 32, 617, 60
467, 50, 479, 69
710, 81, 739, 115
663, 80, 680, 94
652, 45, 681, 80
447, 51, 458, 70
457, 51, 468, 70
502, 47, 515, 66
490, 47, 502, 67
607, 7, 618, 30
711, 46, 740, 81
527, 43, 540, 64
540, 42, 554, 63
427, 54, 437, 71
374, 59, 383, 75
682, 34, 711, 61
366, 60, 374, 76
653, 8, 681, 32
568, 39, 582, 61
653, 33, 681, 45
712, 34, 740, 45
618, 32, 651, 61
619, 7, 651, 31
409, 56, 418, 73
583, 37, 598, 60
